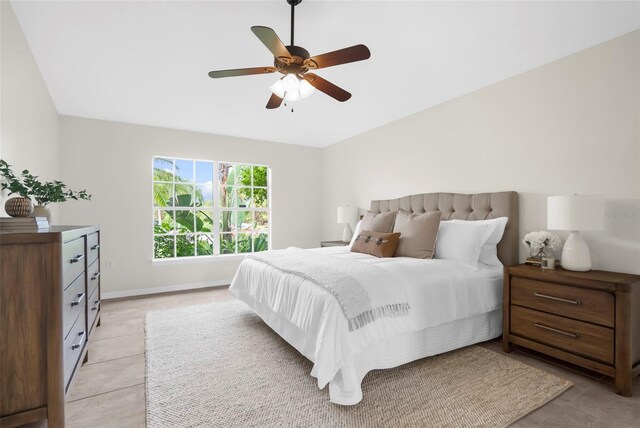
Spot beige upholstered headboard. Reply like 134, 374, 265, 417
370, 191, 519, 266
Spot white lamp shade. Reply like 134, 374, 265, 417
337, 206, 358, 224
547, 195, 604, 231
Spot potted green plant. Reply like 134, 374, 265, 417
0, 160, 34, 217
0, 160, 91, 222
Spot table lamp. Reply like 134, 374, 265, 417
547, 195, 604, 271
337, 206, 358, 242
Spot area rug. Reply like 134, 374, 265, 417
145, 300, 572, 428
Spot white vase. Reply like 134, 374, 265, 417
32, 205, 52, 224
342, 223, 353, 242
560, 230, 592, 271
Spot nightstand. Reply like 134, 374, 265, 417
320, 240, 349, 247
503, 264, 640, 396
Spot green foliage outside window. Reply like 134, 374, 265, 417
153, 158, 268, 259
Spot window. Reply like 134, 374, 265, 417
152, 157, 270, 259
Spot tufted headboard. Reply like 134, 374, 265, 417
370, 191, 519, 266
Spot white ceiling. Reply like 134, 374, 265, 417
11, 1, 640, 148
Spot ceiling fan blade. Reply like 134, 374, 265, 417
304, 44, 370, 70
303, 73, 351, 102
208, 67, 276, 78
266, 93, 283, 109
251, 26, 291, 60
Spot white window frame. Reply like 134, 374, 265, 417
151, 156, 271, 261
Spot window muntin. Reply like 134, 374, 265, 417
153, 157, 270, 259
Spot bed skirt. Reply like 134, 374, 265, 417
234, 289, 502, 405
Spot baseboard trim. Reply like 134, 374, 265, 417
101, 279, 232, 300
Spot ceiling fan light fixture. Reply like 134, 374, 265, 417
270, 74, 315, 102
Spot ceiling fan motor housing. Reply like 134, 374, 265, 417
275, 45, 314, 75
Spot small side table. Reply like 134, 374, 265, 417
503, 264, 640, 396
320, 240, 349, 248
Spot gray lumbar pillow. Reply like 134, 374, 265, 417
393, 210, 441, 259
360, 211, 397, 233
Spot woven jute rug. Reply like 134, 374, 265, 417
146, 300, 571, 428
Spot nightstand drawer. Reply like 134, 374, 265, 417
511, 277, 614, 327
510, 305, 613, 364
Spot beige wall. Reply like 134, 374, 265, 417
323, 30, 640, 274
0, 1, 59, 219
5, 2, 638, 297
58, 116, 323, 297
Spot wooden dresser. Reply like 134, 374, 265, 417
0, 226, 102, 427
503, 264, 640, 396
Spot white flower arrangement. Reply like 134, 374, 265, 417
522, 231, 563, 257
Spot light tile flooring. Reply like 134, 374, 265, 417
61, 287, 639, 428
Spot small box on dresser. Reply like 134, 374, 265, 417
0, 226, 101, 427
503, 264, 640, 397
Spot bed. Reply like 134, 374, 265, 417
230, 191, 519, 405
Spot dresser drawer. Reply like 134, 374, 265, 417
87, 287, 101, 333
510, 305, 613, 364
62, 274, 86, 338
63, 310, 87, 390
87, 231, 100, 265
511, 277, 614, 327
87, 259, 100, 299
63, 236, 86, 289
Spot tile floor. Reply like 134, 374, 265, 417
60, 287, 638, 428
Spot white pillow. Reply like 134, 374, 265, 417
435, 221, 495, 269
450, 217, 508, 268
348, 220, 362, 250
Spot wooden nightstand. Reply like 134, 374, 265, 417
503, 264, 640, 396
320, 240, 349, 247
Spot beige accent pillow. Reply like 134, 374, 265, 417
393, 210, 441, 259
360, 211, 396, 233
350, 230, 401, 258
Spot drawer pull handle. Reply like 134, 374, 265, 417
534, 323, 580, 338
71, 331, 86, 350
71, 293, 86, 306
91, 244, 100, 250
92, 300, 101, 311
533, 292, 581, 306
91, 272, 101, 281
71, 292, 86, 307
70, 254, 85, 263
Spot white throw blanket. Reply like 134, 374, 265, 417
247, 248, 410, 331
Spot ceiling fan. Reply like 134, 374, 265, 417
208, 0, 371, 110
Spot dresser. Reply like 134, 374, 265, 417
0, 226, 102, 427
503, 264, 640, 396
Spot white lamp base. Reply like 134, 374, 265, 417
560, 230, 592, 271
342, 224, 353, 242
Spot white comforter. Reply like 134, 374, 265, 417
230, 247, 503, 404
